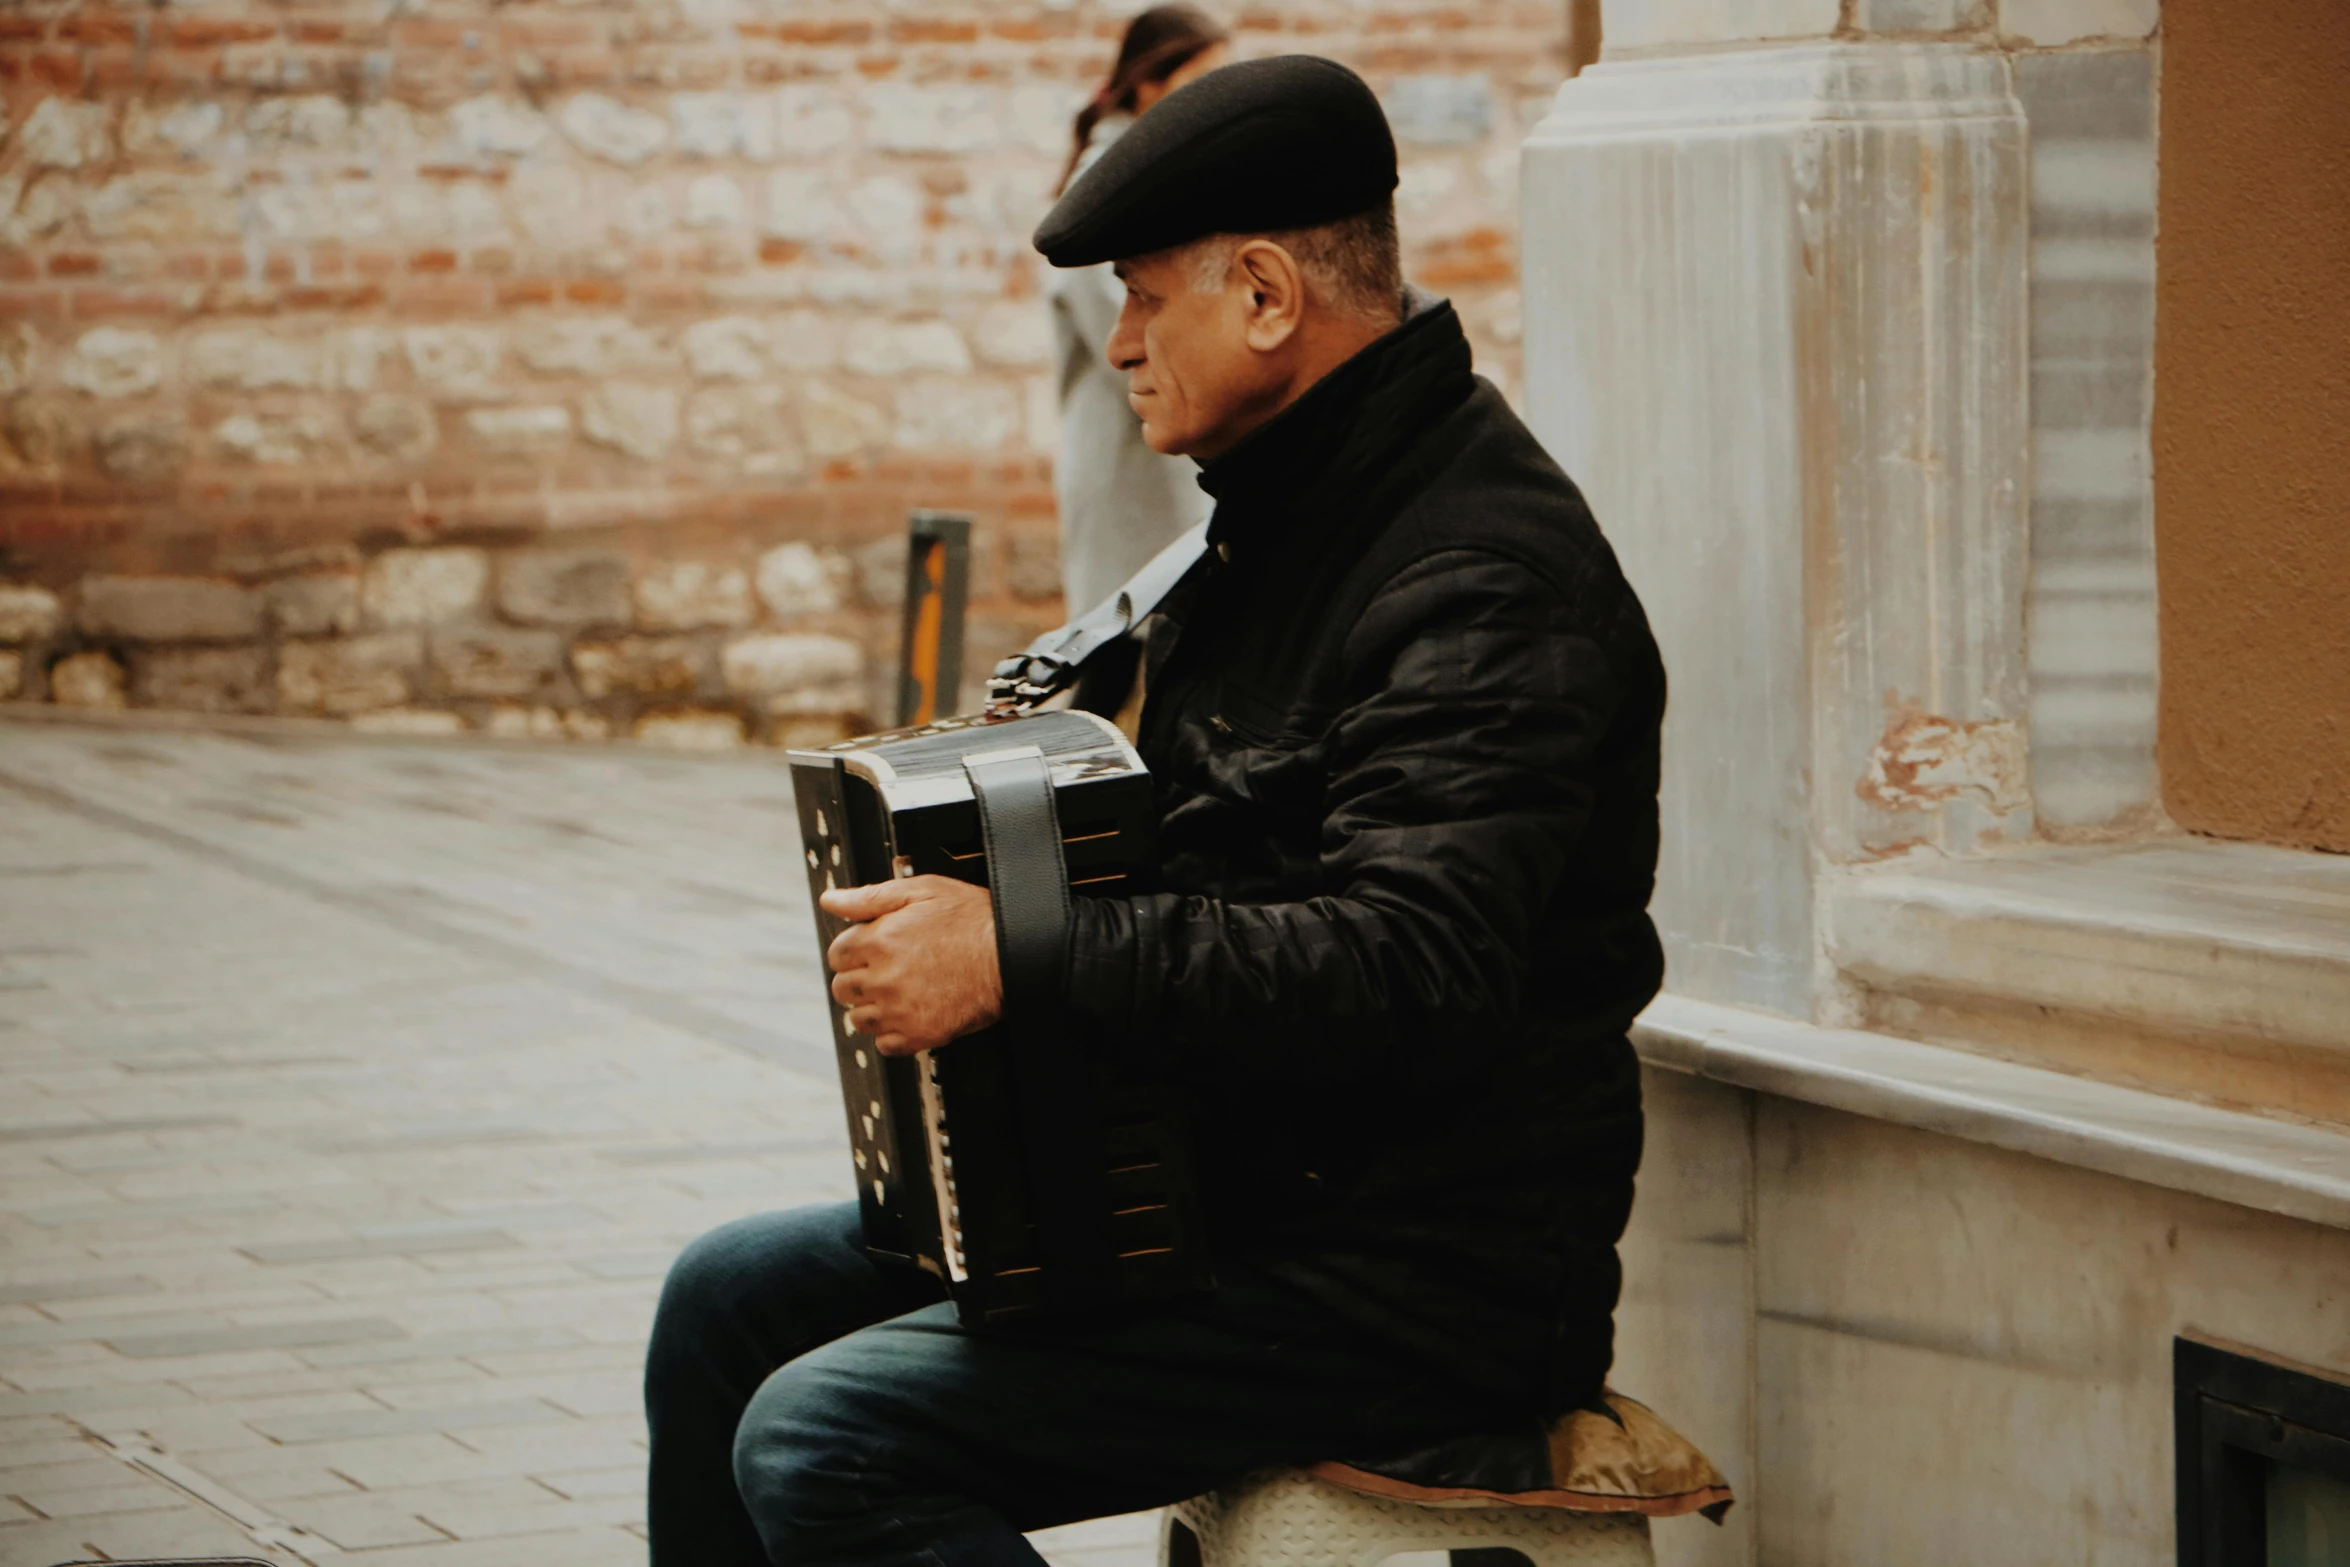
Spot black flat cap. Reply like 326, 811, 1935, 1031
1034, 55, 1398, 268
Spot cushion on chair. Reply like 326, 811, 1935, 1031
1307, 1391, 1733, 1523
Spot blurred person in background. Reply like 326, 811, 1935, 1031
1050, 5, 1230, 634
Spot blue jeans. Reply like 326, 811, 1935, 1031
643, 1202, 1514, 1567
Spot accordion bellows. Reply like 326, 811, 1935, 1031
789, 709, 1214, 1325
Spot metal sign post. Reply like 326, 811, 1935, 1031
896, 511, 972, 727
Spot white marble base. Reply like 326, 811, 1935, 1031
1613, 1067, 1757, 1567
1618, 1038, 2350, 1565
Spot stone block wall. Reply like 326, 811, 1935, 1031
0, 0, 1556, 744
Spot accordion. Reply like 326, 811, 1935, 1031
788, 708, 1214, 1324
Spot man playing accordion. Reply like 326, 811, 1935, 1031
644, 55, 1667, 1567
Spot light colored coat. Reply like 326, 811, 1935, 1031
1047, 120, 1213, 613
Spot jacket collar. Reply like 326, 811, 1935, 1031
1195, 289, 1473, 550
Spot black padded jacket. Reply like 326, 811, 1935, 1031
1063, 296, 1665, 1415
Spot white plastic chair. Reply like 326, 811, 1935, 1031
1161, 1469, 1654, 1567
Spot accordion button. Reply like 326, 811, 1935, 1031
872, 1178, 885, 1205
878, 1151, 891, 1173
854, 1149, 868, 1169
854, 1048, 868, 1069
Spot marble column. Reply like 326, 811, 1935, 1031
1521, 43, 2031, 1020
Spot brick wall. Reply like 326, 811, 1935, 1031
0, 0, 1559, 745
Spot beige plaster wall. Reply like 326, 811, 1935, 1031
2153, 0, 2350, 853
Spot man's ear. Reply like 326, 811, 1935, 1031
1233, 241, 1306, 353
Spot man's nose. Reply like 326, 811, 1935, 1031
1106, 299, 1146, 372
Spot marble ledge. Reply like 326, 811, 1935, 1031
1633, 992, 2350, 1233
1823, 837, 2350, 1057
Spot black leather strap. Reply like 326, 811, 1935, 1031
988, 520, 1211, 711
963, 746, 1116, 1305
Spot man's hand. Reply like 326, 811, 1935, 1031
820, 876, 1000, 1057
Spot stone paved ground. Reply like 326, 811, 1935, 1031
0, 712, 1160, 1567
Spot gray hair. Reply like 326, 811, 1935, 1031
1182, 204, 1403, 327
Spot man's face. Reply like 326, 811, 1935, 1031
1106, 247, 1283, 459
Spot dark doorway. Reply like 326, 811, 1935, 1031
2175, 1336, 2350, 1565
